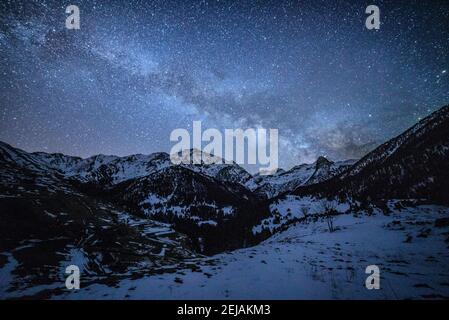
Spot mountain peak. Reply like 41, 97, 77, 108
174, 148, 226, 165
315, 156, 332, 167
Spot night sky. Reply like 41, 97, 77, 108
1, 0, 448, 171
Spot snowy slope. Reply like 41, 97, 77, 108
342, 105, 449, 179
44, 203, 449, 300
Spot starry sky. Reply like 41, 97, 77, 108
1, 0, 448, 171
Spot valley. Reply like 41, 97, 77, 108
1, 104, 449, 299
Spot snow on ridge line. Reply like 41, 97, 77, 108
1, 139, 356, 192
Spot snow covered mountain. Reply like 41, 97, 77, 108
109, 165, 269, 254
0, 139, 352, 200
0, 142, 270, 255
2, 104, 449, 299
0, 141, 118, 177
0, 148, 198, 298
246, 156, 356, 198
293, 104, 449, 205
255, 104, 449, 237
0, 142, 254, 187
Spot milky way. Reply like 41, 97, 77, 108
1, 0, 448, 171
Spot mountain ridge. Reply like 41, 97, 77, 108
291, 104, 449, 205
